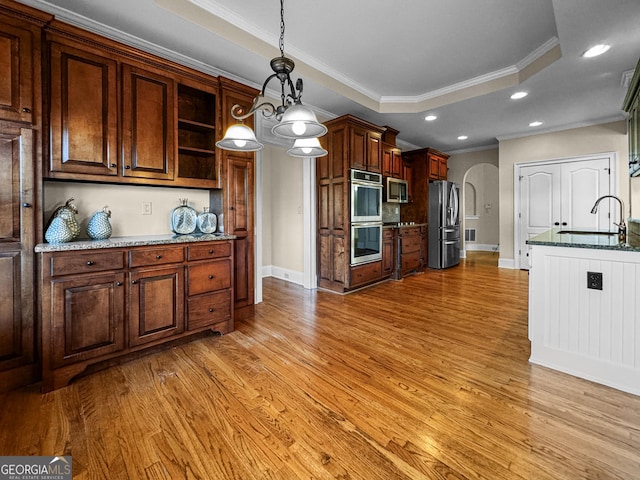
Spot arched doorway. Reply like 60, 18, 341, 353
461, 163, 499, 258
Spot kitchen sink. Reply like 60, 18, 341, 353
557, 230, 616, 236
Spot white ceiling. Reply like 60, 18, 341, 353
21, 0, 640, 153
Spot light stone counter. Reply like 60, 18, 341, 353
35, 233, 236, 253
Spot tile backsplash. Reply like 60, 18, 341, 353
382, 202, 400, 223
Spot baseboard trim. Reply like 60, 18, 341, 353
262, 265, 304, 286
498, 257, 516, 269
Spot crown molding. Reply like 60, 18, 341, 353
496, 115, 626, 142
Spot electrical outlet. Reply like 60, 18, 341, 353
141, 202, 152, 215
587, 271, 603, 290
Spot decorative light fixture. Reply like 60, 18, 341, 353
286, 137, 328, 157
216, 0, 327, 154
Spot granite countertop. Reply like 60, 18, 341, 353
35, 233, 236, 253
526, 228, 640, 252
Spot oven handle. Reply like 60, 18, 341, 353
351, 180, 383, 188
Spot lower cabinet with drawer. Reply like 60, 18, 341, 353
39, 240, 234, 391
392, 226, 424, 279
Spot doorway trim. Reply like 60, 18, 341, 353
513, 151, 618, 270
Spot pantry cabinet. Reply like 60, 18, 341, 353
39, 239, 234, 391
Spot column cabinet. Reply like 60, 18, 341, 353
317, 114, 390, 293
219, 77, 257, 319
0, 1, 50, 393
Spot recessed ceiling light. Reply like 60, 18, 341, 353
582, 44, 610, 58
510, 91, 528, 100
424, 115, 437, 121
457, 135, 468, 140
529, 121, 543, 127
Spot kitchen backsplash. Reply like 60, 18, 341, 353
44, 181, 213, 238
382, 202, 401, 224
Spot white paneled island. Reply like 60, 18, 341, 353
527, 222, 640, 395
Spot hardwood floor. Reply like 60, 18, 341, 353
2, 252, 640, 479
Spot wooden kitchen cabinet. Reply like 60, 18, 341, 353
39, 239, 234, 391
0, 2, 50, 124
128, 245, 185, 347
402, 147, 450, 224
45, 20, 221, 188
220, 77, 257, 319
47, 38, 119, 177
428, 150, 448, 180
317, 114, 394, 292
122, 64, 175, 181
394, 226, 423, 278
382, 228, 395, 275
0, 126, 38, 391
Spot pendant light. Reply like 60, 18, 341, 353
286, 137, 328, 157
216, 0, 326, 153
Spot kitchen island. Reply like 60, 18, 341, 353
526, 221, 640, 395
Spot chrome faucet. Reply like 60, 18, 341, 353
590, 195, 626, 243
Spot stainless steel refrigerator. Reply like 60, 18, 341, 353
428, 180, 461, 269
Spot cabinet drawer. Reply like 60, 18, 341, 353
383, 228, 395, 240
188, 259, 232, 295
49, 250, 126, 277
350, 261, 382, 287
129, 246, 184, 267
187, 241, 232, 261
187, 290, 232, 331
401, 234, 421, 254
400, 226, 422, 236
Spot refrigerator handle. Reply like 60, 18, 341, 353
449, 184, 459, 225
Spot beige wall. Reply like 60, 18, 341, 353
463, 163, 500, 246
498, 120, 629, 264
261, 144, 305, 275
43, 182, 210, 238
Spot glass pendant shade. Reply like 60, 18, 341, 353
287, 137, 328, 157
216, 124, 263, 151
271, 103, 327, 139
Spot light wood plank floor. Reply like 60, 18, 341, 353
2, 252, 640, 479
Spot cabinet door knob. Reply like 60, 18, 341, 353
554, 222, 560, 226
156, 255, 162, 259
208, 250, 214, 254
208, 308, 214, 313
208, 275, 215, 279
116, 281, 122, 286
86, 261, 94, 266
23, 203, 32, 208
131, 280, 138, 284
124, 165, 131, 169
22, 107, 31, 113
110, 163, 117, 168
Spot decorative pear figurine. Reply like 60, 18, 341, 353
45, 216, 74, 243
46, 197, 80, 240
87, 206, 112, 240
197, 207, 217, 234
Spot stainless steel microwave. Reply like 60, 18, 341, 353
385, 177, 408, 203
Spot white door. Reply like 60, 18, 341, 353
518, 156, 612, 269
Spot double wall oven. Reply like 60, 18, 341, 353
350, 169, 383, 266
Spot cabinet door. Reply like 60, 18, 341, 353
382, 230, 395, 275
428, 154, 440, 180
48, 41, 118, 176
392, 150, 403, 178
438, 156, 448, 179
50, 272, 125, 368
0, 127, 34, 376
367, 132, 381, 173
129, 266, 184, 347
349, 125, 367, 170
122, 64, 175, 180
382, 145, 392, 177
0, 19, 33, 123
403, 160, 413, 201
227, 154, 254, 312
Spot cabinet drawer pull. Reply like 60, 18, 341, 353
208, 275, 215, 279
208, 250, 214, 254
116, 281, 123, 286
209, 308, 214, 313
131, 280, 138, 284
22, 107, 31, 113
23, 203, 32, 208
87, 261, 94, 266
124, 165, 131, 170
156, 255, 163, 259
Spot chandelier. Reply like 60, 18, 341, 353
216, 0, 327, 156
